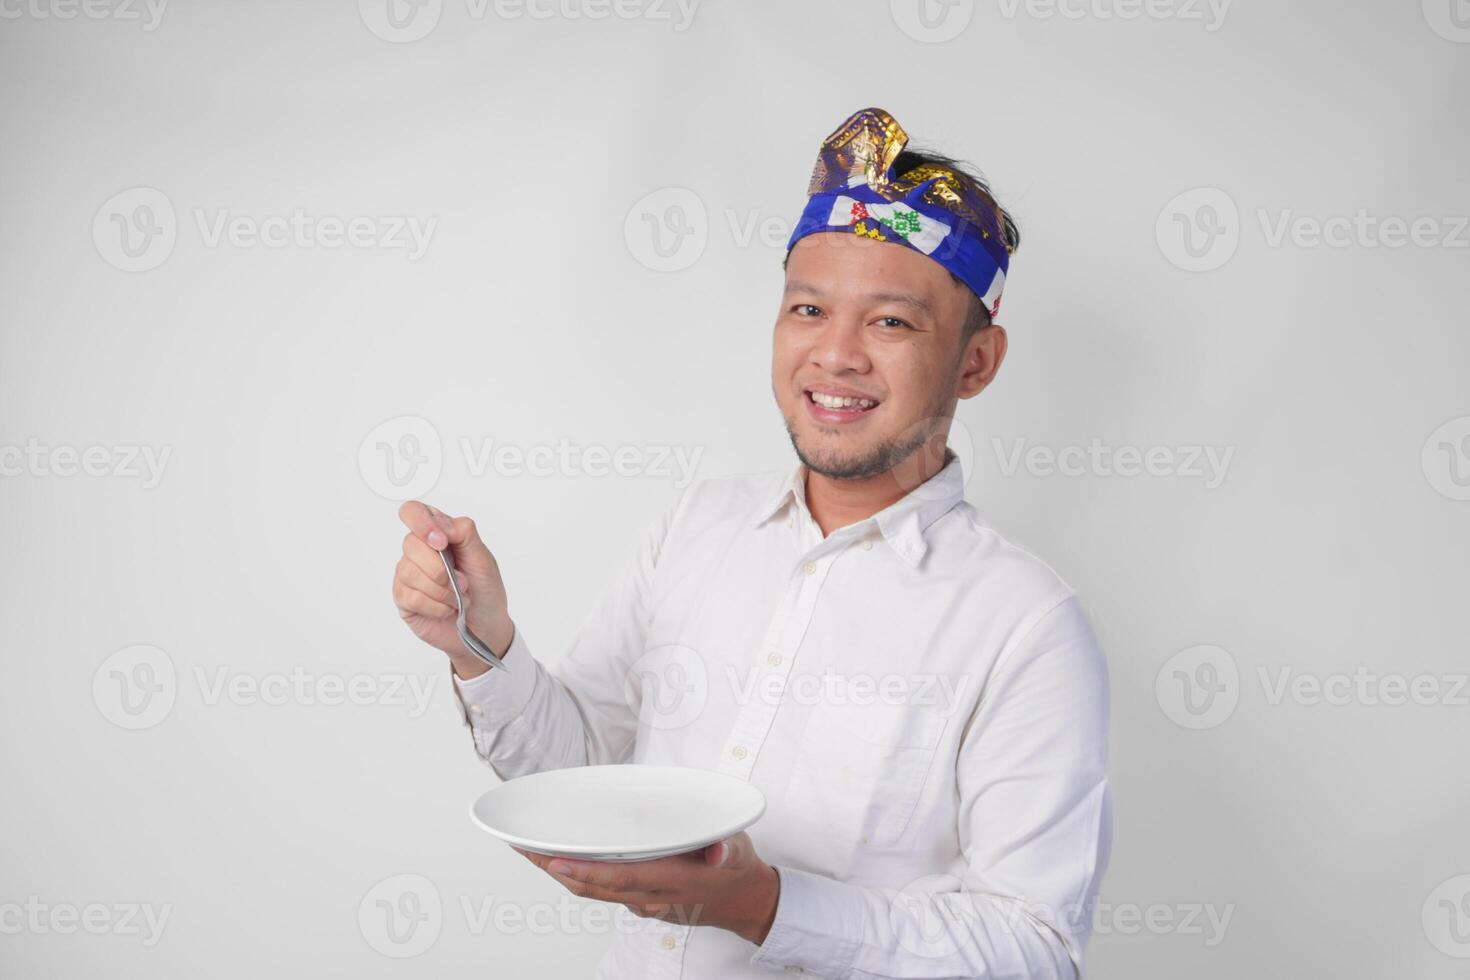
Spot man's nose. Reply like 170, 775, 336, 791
810, 318, 871, 374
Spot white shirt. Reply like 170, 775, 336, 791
450, 450, 1112, 979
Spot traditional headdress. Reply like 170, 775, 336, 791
785, 107, 1013, 317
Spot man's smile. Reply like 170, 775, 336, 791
803, 384, 883, 424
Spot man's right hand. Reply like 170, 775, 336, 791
393, 501, 514, 679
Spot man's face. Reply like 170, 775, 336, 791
772, 233, 981, 481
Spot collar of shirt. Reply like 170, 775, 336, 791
748, 448, 966, 568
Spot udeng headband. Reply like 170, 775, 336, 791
785, 107, 1012, 317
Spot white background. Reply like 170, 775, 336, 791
2, 0, 1468, 976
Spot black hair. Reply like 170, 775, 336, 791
891, 147, 1019, 339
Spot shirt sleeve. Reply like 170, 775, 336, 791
747, 592, 1113, 979
448, 486, 690, 781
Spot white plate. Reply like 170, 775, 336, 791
469, 764, 766, 862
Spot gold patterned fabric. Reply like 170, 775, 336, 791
787, 107, 1013, 316
802, 107, 1011, 257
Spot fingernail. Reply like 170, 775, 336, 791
549, 861, 572, 876
428, 530, 447, 549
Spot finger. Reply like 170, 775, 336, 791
550, 873, 659, 905
398, 499, 454, 550
516, 848, 552, 869
550, 859, 656, 895
397, 554, 457, 607
623, 902, 676, 920
403, 533, 454, 586
392, 577, 456, 620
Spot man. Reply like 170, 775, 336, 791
391, 107, 1112, 978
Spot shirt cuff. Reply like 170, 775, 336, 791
449, 622, 538, 729
747, 865, 861, 978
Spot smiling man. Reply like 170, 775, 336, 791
392, 107, 1112, 978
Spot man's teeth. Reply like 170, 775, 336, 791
810, 391, 877, 410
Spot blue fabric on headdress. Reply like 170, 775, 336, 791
784, 108, 1011, 317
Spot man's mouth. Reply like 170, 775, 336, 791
804, 387, 881, 423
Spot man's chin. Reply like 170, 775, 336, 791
795, 438, 891, 482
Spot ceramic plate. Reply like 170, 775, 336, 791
469, 764, 766, 862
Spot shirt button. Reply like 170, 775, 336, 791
731, 745, 748, 760
787, 515, 794, 528
803, 562, 816, 575
767, 652, 783, 666
861, 539, 873, 551
660, 934, 677, 950
469, 705, 482, 715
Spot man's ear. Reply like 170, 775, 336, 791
957, 323, 1007, 400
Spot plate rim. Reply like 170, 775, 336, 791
467, 764, 767, 859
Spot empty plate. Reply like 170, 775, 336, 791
470, 764, 766, 862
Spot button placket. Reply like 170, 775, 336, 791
716, 588, 792, 780
620, 903, 689, 980
715, 546, 834, 781
644, 920, 692, 980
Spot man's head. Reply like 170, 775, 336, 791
773, 139, 1019, 483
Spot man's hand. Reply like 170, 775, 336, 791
392, 500, 514, 679
513, 832, 780, 945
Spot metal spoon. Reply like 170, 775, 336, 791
439, 547, 512, 673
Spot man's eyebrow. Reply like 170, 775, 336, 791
782, 281, 934, 317
866, 290, 934, 317
782, 280, 825, 296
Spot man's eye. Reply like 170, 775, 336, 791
876, 316, 911, 329
792, 304, 822, 317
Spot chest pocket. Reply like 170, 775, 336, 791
786, 699, 946, 849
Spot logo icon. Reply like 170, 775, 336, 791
93, 187, 177, 272
1422, 416, 1470, 501
358, 416, 443, 501
359, 0, 442, 42
889, 873, 982, 957
1423, 874, 1470, 957
93, 644, 177, 730
623, 644, 709, 731
1155, 644, 1239, 729
1422, 0, 1470, 42
358, 873, 442, 957
624, 188, 708, 272
890, 0, 975, 42
1156, 187, 1239, 272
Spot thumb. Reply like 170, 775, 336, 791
703, 833, 750, 869
445, 514, 496, 571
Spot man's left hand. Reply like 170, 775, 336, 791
513, 831, 780, 945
